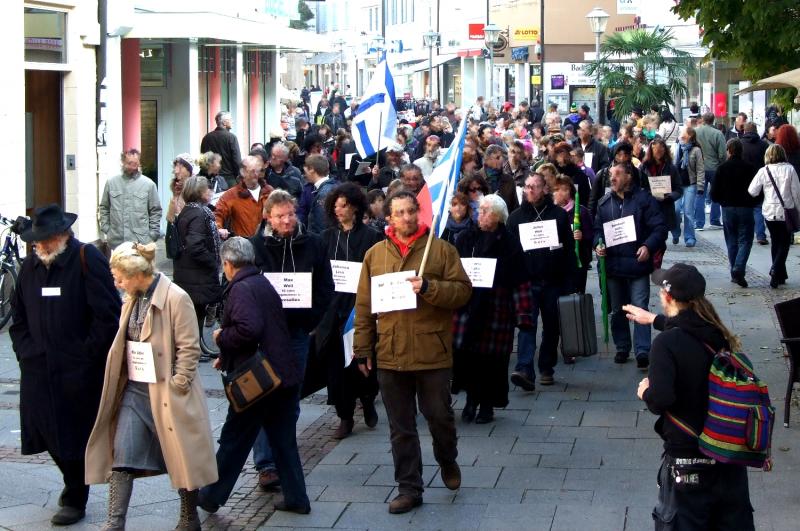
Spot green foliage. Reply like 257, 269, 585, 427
673, 0, 800, 109
584, 28, 695, 121
290, 0, 314, 30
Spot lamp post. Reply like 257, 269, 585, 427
586, 7, 609, 124
483, 23, 501, 108
422, 30, 440, 104
334, 38, 346, 91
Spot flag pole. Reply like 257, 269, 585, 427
375, 111, 383, 171
418, 213, 439, 278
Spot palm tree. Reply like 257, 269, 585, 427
585, 28, 695, 122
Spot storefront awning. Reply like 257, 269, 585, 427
735, 67, 800, 96
401, 54, 460, 74
125, 11, 330, 53
304, 51, 343, 66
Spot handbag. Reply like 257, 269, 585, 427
223, 350, 282, 413
165, 221, 183, 259
765, 166, 800, 233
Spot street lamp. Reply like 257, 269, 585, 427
422, 30, 440, 104
586, 7, 609, 124
483, 23, 501, 108
334, 39, 346, 91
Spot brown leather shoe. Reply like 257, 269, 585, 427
388, 494, 422, 514
258, 469, 280, 491
334, 418, 354, 439
440, 461, 461, 490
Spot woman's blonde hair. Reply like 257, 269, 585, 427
110, 242, 157, 277
680, 296, 742, 352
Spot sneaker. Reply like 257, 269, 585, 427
258, 469, 280, 490
696, 227, 705, 231
757, 239, 769, 246
388, 494, 423, 514
709, 223, 723, 229
614, 352, 629, 364
539, 374, 555, 386
510, 371, 535, 392
636, 357, 650, 371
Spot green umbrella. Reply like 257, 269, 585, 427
574, 190, 582, 269
598, 237, 609, 344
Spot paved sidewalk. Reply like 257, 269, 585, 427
0, 233, 798, 530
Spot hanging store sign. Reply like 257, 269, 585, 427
468, 24, 485, 40
512, 27, 539, 42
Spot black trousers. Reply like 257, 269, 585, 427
766, 220, 791, 282
51, 454, 89, 509
653, 457, 754, 530
377, 368, 458, 497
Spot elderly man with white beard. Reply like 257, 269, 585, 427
413, 135, 442, 178
10, 204, 121, 525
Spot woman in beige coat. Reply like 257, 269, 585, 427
85, 242, 217, 530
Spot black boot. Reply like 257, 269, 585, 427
475, 405, 494, 424
361, 397, 379, 428
174, 489, 201, 531
461, 398, 477, 423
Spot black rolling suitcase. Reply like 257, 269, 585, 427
558, 293, 598, 357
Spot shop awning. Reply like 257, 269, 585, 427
735, 67, 800, 96
125, 11, 330, 53
401, 54, 460, 74
304, 51, 343, 66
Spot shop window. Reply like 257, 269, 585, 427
24, 8, 67, 64
140, 44, 167, 88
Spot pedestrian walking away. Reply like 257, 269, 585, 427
624, 263, 755, 530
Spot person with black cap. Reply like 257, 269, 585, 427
9, 204, 122, 525
623, 263, 754, 531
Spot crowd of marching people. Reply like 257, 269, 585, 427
8, 83, 796, 529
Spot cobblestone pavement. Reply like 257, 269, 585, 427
0, 233, 798, 530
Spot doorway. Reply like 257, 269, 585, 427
140, 99, 159, 186
24, 70, 63, 214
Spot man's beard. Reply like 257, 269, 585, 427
35, 238, 68, 267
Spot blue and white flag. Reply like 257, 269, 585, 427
352, 59, 397, 158
423, 114, 469, 237
342, 308, 356, 368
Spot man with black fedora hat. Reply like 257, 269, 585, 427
10, 204, 121, 526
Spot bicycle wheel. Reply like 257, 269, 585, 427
0, 263, 17, 330
199, 306, 221, 358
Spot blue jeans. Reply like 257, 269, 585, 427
199, 385, 309, 509
754, 207, 767, 241
671, 185, 697, 244
254, 327, 310, 472
722, 207, 755, 276
694, 169, 721, 227
607, 275, 651, 358
515, 284, 561, 379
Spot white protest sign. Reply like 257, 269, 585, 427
330, 260, 363, 294
648, 175, 672, 197
345, 153, 355, 170
603, 215, 637, 247
126, 341, 157, 383
519, 220, 560, 251
584, 152, 594, 169
263, 272, 313, 308
371, 270, 417, 313
460, 258, 498, 288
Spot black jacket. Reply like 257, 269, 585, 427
710, 157, 760, 208
593, 186, 667, 278
644, 309, 728, 457
507, 197, 576, 289
266, 163, 304, 200
589, 164, 641, 216
640, 159, 683, 232
173, 205, 222, 306
217, 265, 302, 388
741, 132, 769, 170
580, 138, 610, 175
555, 162, 591, 208
250, 221, 335, 333
200, 126, 242, 178
10, 238, 121, 459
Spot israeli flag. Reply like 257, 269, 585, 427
342, 308, 356, 368
352, 59, 398, 158
425, 114, 469, 237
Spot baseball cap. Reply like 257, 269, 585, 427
651, 263, 706, 302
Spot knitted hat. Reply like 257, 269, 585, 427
569, 103, 578, 113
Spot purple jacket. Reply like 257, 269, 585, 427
216, 265, 301, 388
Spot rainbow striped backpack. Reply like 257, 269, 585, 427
667, 346, 775, 471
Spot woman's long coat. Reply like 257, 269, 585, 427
85, 274, 218, 490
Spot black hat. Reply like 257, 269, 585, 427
580, 104, 591, 112
20, 204, 77, 243
651, 263, 706, 302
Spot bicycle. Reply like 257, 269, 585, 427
0, 215, 28, 329
199, 300, 223, 359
